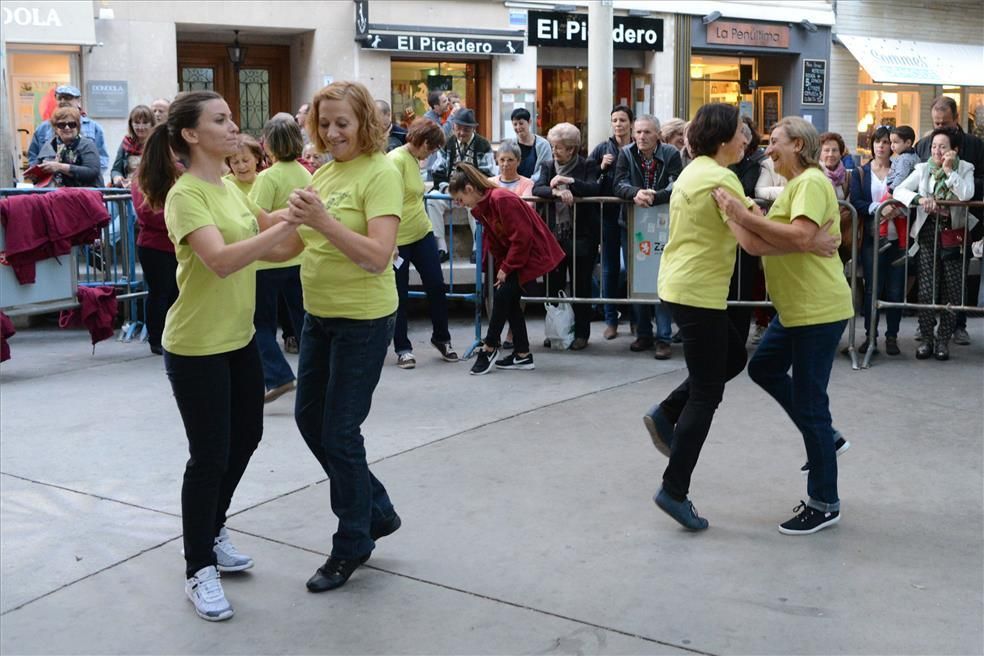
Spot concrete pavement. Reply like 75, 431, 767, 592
1, 314, 982, 655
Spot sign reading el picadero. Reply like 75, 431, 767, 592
707, 21, 790, 49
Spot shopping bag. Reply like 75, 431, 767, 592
544, 290, 575, 350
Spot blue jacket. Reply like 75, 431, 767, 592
28, 115, 109, 174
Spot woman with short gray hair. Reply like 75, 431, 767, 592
490, 138, 534, 199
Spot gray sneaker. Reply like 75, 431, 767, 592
214, 527, 254, 572
185, 566, 233, 621
952, 327, 971, 345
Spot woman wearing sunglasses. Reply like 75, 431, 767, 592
34, 105, 102, 187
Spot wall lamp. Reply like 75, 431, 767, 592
702, 11, 722, 25
227, 30, 248, 68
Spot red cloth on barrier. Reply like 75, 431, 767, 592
0, 189, 110, 284
132, 186, 174, 253
59, 285, 118, 346
472, 187, 565, 285
0, 312, 15, 362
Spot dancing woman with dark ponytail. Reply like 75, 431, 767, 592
145, 91, 305, 622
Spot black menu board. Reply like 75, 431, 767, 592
802, 59, 826, 106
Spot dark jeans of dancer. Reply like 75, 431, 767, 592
138, 246, 178, 350
485, 272, 529, 353
394, 233, 451, 354
748, 317, 846, 510
255, 266, 304, 390
860, 235, 905, 338
657, 301, 748, 501
165, 338, 264, 577
727, 247, 759, 344
294, 313, 396, 560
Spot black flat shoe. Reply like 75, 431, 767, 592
915, 343, 933, 360
934, 344, 949, 361
306, 554, 370, 592
885, 337, 900, 356
370, 513, 402, 541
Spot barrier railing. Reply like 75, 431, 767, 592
863, 198, 983, 369
0, 187, 147, 340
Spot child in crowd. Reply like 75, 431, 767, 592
448, 162, 564, 375
877, 125, 920, 256
224, 134, 265, 195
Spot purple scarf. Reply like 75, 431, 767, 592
824, 160, 847, 188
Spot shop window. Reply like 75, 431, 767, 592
238, 69, 270, 138
689, 55, 757, 125
856, 89, 920, 153
8, 49, 77, 169
181, 67, 214, 92
537, 67, 589, 140
968, 92, 984, 139
391, 61, 470, 126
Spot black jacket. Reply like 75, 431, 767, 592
431, 133, 494, 187
729, 150, 766, 198
613, 143, 682, 205
37, 136, 102, 187
532, 156, 602, 249
588, 137, 628, 224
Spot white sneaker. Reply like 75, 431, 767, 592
185, 566, 234, 621
214, 527, 254, 572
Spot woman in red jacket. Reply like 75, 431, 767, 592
449, 163, 564, 375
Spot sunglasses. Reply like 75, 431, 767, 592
55, 122, 78, 130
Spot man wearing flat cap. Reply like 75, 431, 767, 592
28, 85, 109, 180
427, 108, 496, 262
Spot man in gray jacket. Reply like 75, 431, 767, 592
613, 115, 683, 359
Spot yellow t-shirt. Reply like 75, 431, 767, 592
223, 173, 254, 197
163, 175, 261, 356
762, 168, 854, 327
658, 156, 753, 310
299, 151, 402, 319
249, 160, 311, 270
387, 145, 433, 246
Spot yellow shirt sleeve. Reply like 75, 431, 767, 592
363, 163, 403, 222
248, 170, 275, 211
788, 176, 829, 227
715, 169, 755, 224
166, 187, 215, 245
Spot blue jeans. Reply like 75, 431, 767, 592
861, 235, 905, 338
394, 233, 451, 354
636, 302, 673, 342
601, 214, 627, 326
294, 313, 396, 559
255, 266, 304, 390
749, 317, 847, 511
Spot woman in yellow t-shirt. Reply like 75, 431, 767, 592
714, 116, 853, 536
279, 81, 403, 592
249, 114, 312, 402
223, 134, 264, 196
387, 118, 458, 369
646, 105, 839, 533
137, 91, 301, 622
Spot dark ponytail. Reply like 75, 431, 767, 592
448, 162, 496, 195
137, 90, 223, 210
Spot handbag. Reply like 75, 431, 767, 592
543, 290, 575, 350
939, 227, 965, 249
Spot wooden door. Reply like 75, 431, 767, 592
177, 43, 291, 137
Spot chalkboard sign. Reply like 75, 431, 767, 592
802, 59, 826, 106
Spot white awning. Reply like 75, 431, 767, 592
1, 1, 96, 46
838, 35, 984, 87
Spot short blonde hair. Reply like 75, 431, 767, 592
547, 122, 580, 149
660, 118, 686, 143
776, 117, 821, 171
307, 81, 387, 156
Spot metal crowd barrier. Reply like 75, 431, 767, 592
0, 187, 147, 341
503, 194, 864, 369
863, 198, 983, 369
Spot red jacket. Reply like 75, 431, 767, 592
472, 188, 564, 285
0, 189, 109, 284
58, 285, 118, 346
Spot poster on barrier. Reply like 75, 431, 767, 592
628, 204, 669, 300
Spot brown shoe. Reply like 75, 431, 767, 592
630, 336, 654, 352
570, 337, 589, 351
603, 325, 618, 340
264, 381, 296, 404
653, 342, 672, 360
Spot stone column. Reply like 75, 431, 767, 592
587, 0, 614, 151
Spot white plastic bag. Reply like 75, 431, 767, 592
544, 291, 575, 350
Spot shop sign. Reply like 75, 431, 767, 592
801, 59, 826, 106
707, 21, 790, 49
85, 81, 129, 118
361, 32, 524, 55
528, 11, 664, 51
1, 1, 95, 45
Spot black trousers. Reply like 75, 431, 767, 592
485, 272, 529, 353
164, 339, 264, 577
547, 249, 596, 340
137, 246, 178, 349
659, 301, 748, 500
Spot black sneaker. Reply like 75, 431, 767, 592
801, 435, 850, 475
495, 352, 535, 370
470, 347, 497, 375
778, 501, 840, 535
306, 554, 370, 592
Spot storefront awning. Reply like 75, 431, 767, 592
1, 1, 96, 46
839, 35, 984, 87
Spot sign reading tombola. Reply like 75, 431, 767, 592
360, 32, 524, 55
527, 10, 664, 51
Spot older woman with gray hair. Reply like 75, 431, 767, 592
532, 122, 601, 350
490, 139, 534, 199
